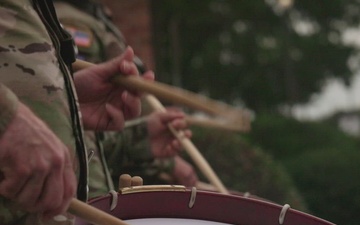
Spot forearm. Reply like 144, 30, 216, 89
0, 84, 19, 138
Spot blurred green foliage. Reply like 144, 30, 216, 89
286, 148, 360, 225
245, 113, 360, 224
245, 113, 359, 159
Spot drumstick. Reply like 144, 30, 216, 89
131, 176, 144, 186
72, 59, 245, 125
119, 174, 132, 189
185, 115, 251, 132
68, 198, 129, 225
124, 115, 250, 132
144, 94, 230, 195
196, 181, 218, 192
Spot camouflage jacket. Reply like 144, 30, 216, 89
0, 0, 87, 224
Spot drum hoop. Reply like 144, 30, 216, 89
79, 188, 335, 225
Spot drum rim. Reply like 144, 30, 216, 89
78, 189, 335, 225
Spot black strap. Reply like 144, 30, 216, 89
32, 0, 88, 202
37, 0, 76, 66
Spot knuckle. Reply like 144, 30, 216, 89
50, 151, 66, 169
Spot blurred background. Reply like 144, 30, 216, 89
100, 0, 360, 224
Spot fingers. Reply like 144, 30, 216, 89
94, 47, 137, 79
15, 168, 47, 211
120, 60, 139, 78
0, 167, 29, 199
42, 157, 76, 220
172, 157, 198, 186
142, 70, 155, 81
153, 111, 188, 131
104, 103, 125, 130
112, 47, 140, 78
121, 91, 141, 119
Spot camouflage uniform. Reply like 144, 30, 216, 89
54, 1, 175, 193
0, 0, 87, 224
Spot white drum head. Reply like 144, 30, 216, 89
125, 218, 229, 225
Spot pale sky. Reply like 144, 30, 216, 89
292, 73, 360, 120
292, 27, 360, 121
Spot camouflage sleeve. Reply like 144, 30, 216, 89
153, 157, 175, 174
0, 84, 19, 138
102, 122, 153, 180
122, 122, 153, 162
102, 131, 126, 178
103, 122, 153, 164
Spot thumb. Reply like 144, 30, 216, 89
94, 47, 135, 80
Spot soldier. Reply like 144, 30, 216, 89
53, 0, 198, 195
0, 0, 149, 224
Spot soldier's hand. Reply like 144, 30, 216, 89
147, 108, 192, 158
171, 156, 198, 187
74, 47, 154, 131
0, 103, 76, 220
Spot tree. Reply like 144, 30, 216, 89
245, 113, 360, 224
151, 0, 360, 112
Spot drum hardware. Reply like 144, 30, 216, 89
108, 190, 118, 211
87, 149, 95, 162
119, 184, 187, 194
189, 187, 197, 208
279, 204, 291, 225
106, 185, 195, 212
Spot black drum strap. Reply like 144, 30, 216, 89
32, 0, 88, 202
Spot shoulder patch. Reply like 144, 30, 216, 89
63, 24, 94, 48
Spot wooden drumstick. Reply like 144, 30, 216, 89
72, 59, 245, 125
196, 181, 218, 192
131, 176, 143, 186
118, 174, 132, 189
185, 115, 251, 132
144, 94, 230, 195
124, 115, 250, 132
69, 198, 129, 225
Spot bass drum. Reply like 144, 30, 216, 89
75, 185, 335, 225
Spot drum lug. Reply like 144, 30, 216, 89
279, 204, 291, 224
108, 190, 118, 211
188, 186, 197, 208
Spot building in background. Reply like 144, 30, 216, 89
100, 0, 155, 70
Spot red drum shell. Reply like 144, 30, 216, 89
75, 188, 335, 225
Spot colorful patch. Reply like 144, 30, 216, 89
63, 25, 93, 48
